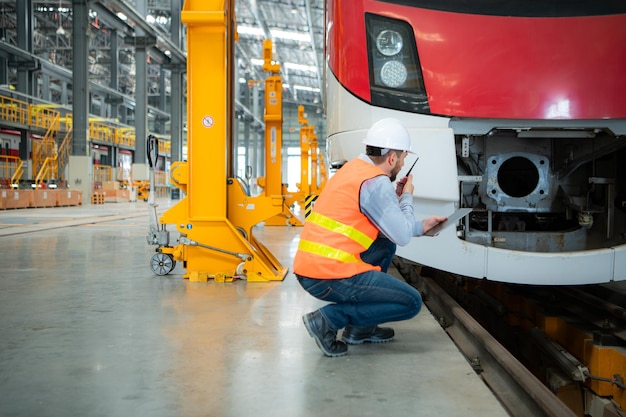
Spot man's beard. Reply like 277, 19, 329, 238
390, 164, 401, 182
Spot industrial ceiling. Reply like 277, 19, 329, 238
0, 0, 326, 111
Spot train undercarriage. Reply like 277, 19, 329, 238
454, 126, 626, 254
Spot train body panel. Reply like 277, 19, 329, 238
327, 0, 626, 119
616, 246, 626, 283
0, 130, 21, 157
325, 0, 626, 284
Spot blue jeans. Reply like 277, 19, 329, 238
297, 237, 422, 331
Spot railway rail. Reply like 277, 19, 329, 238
394, 258, 600, 417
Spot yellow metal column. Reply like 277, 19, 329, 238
298, 106, 311, 199
156, 0, 287, 282
261, 40, 303, 226
318, 151, 328, 191
285, 105, 311, 210
310, 128, 319, 195
260, 39, 282, 198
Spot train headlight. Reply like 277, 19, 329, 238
380, 60, 407, 88
376, 30, 403, 56
366, 13, 429, 113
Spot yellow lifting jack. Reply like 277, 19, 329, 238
282, 105, 328, 211
147, 0, 287, 283
257, 39, 303, 227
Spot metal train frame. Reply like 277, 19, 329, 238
324, 0, 626, 285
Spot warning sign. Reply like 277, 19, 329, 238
202, 116, 214, 128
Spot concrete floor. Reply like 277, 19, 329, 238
0, 200, 510, 417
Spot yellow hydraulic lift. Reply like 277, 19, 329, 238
283, 105, 327, 211
318, 148, 328, 193
258, 39, 303, 227
283, 105, 311, 209
309, 118, 320, 196
307, 113, 328, 194
297, 105, 312, 201
147, 0, 287, 282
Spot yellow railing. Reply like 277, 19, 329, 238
0, 96, 28, 124
0, 95, 172, 166
11, 157, 24, 186
33, 112, 60, 178
115, 128, 136, 147
155, 170, 167, 187
0, 96, 61, 131
89, 121, 115, 143
32, 139, 57, 180
30, 104, 61, 132
94, 165, 112, 182
57, 126, 72, 181
34, 156, 58, 187
0, 155, 22, 185
157, 137, 171, 155
11, 158, 23, 186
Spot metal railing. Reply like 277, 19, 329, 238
0, 95, 172, 188
34, 156, 58, 187
94, 165, 112, 182
0, 96, 61, 131
0, 155, 22, 187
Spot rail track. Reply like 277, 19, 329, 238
393, 256, 626, 417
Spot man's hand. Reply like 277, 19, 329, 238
422, 215, 447, 234
396, 174, 414, 196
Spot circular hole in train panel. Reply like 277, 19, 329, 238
497, 156, 539, 198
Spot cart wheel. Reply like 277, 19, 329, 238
150, 253, 176, 276
236, 262, 247, 280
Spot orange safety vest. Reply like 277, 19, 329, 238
293, 158, 386, 279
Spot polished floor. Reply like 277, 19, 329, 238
0, 199, 510, 417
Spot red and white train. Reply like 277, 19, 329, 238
0, 129, 21, 157
325, 0, 626, 285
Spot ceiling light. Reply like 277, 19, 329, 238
237, 26, 311, 43
284, 62, 317, 73
294, 85, 320, 92
271, 29, 311, 42
238, 26, 264, 37
251, 59, 317, 74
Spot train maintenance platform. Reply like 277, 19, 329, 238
0, 200, 509, 417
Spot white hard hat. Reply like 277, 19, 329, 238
362, 118, 414, 154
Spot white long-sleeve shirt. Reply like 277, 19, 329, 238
358, 154, 424, 245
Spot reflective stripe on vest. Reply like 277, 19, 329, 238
297, 239, 359, 263
305, 212, 375, 249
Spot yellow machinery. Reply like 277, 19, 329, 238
259, 39, 303, 227
147, 0, 287, 282
308, 122, 329, 195
283, 105, 327, 210
134, 180, 149, 201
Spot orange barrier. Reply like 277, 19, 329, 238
0, 189, 83, 209
0, 190, 32, 209
102, 189, 130, 203
32, 189, 57, 208
91, 193, 105, 204
56, 190, 82, 206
